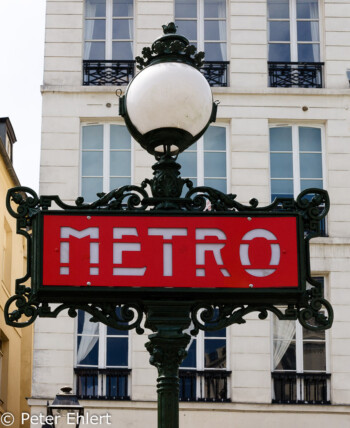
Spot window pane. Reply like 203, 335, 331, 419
78, 375, 98, 396
300, 153, 322, 178
113, 19, 133, 39
107, 337, 128, 366
205, 339, 226, 368
174, 20, 197, 41
270, 127, 292, 151
268, 0, 289, 19
85, 19, 106, 39
110, 151, 131, 176
178, 151, 197, 178
204, 152, 226, 177
111, 125, 131, 149
113, 0, 133, 17
84, 41, 105, 60
175, 0, 197, 18
107, 308, 129, 335
298, 43, 320, 62
86, 0, 106, 17
273, 319, 296, 340
300, 179, 323, 190
205, 328, 226, 338
204, 20, 226, 41
112, 41, 133, 59
181, 340, 196, 368
204, 0, 226, 18
204, 42, 226, 61
110, 177, 131, 190
297, 0, 319, 19
303, 327, 325, 341
297, 21, 319, 42
77, 336, 99, 365
204, 126, 226, 150
204, 178, 226, 192
299, 127, 321, 151
269, 21, 290, 42
303, 342, 326, 371
83, 126, 103, 149
274, 341, 296, 370
77, 310, 99, 335
268, 43, 291, 61
82, 177, 103, 202
82, 151, 103, 176
270, 153, 293, 178
271, 179, 294, 197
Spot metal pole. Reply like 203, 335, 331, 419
144, 302, 192, 428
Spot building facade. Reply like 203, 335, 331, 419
29, 0, 350, 426
0, 117, 33, 428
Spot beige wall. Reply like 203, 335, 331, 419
0, 154, 33, 428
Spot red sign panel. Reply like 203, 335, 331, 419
42, 214, 299, 289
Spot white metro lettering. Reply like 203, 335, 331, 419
113, 228, 146, 276
148, 228, 187, 276
239, 228, 281, 277
60, 227, 99, 275
195, 228, 230, 277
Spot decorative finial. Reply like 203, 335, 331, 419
135, 22, 205, 70
162, 22, 177, 34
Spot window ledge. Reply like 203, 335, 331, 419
26, 397, 350, 414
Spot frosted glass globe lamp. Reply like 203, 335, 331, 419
119, 23, 217, 157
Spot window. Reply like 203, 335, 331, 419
269, 125, 326, 235
75, 310, 130, 399
267, 0, 323, 87
180, 327, 230, 402
83, 0, 134, 85
178, 125, 228, 194
81, 124, 132, 202
84, 0, 133, 60
175, 0, 229, 86
272, 278, 330, 404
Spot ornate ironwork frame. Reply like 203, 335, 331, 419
5, 180, 332, 333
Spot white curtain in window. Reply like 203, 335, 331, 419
84, 1, 98, 59
273, 317, 296, 370
76, 312, 99, 364
217, 0, 226, 61
309, 2, 319, 62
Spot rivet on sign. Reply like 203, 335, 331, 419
249, 284, 254, 288
87, 216, 91, 220
87, 282, 91, 286
248, 217, 252, 221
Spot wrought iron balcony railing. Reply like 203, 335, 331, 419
272, 372, 331, 404
179, 369, 231, 402
83, 60, 229, 87
75, 367, 131, 400
268, 62, 324, 88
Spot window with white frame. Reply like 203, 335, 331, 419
180, 326, 230, 402
270, 125, 323, 199
272, 278, 330, 404
269, 124, 326, 235
175, 0, 227, 61
177, 125, 228, 193
84, 0, 133, 60
75, 310, 130, 399
267, 0, 320, 63
81, 124, 132, 202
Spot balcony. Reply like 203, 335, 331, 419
83, 60, 229, 87
179, 369, 231, 402
272, 372, 331, 404
268, 62, 324, 88
75, 367, 131, 400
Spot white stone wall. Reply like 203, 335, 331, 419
33, 0, 350, 423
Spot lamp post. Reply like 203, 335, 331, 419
47, 387, 84, 428
4, 22, 333, 428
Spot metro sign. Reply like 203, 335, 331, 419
40, 213, 302, 290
